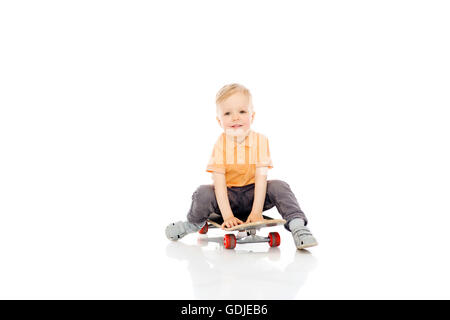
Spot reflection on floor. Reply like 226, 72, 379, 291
165, 227, 318, 299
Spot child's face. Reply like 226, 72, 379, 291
216, 92, 255, 137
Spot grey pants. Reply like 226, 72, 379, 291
187, 179, 308, 231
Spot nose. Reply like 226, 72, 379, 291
232, 112, 240, 121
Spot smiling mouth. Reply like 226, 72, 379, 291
231, 125, 243, 128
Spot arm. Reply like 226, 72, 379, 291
246, 167, 268, 223
212, 172, 243, 229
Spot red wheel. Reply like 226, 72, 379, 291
198, 223, 208, 234
223, 234, 236, 249
268, 232, 280, 247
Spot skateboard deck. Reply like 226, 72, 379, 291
207, 217, 286, 231
198, 213, 286, 249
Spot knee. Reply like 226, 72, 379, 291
267, 180, 290, 193
193, 184, 216, 203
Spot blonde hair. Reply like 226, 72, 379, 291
216, 83, 253, 115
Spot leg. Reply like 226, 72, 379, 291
187, 184, 245, 224
166, 185, 218, 241
166, 184, 242, 241
186, 184, 220, 225
265, 180, 318, 249
265, 179, 308, 229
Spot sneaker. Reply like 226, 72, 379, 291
291, 226, 318, 250
165, 221, 202, 241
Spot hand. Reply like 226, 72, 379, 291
221, 216, 244, 229
246, 211, 265, 223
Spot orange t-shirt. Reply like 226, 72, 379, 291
206, 130, 273, 187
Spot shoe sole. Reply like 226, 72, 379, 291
296, 241, 318, 250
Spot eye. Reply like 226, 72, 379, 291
224, 112, 230, 116
240, 110, 247, 114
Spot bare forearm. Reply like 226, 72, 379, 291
251, 170, 268, 214
212, 173, 234, 220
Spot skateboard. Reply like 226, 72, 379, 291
198, 213, 286, 249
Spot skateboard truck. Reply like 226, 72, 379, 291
237, 229, 268, 243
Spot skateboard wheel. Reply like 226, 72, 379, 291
268, 232, 280, 247
198, 223, 208, 234
223, 234, 236, 249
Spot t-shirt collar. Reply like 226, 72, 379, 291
224, 129, 253, 147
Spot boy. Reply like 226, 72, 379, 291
166, 83, 318, 250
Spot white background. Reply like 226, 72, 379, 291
1, 0, 449, 299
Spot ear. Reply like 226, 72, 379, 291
216, 116, 223, 128
251, 111, 255, 124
